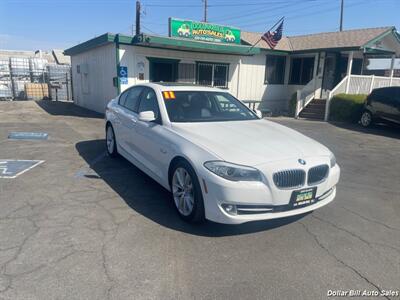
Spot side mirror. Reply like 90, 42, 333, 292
138, 111, 156, 122
254, 109, 263, 118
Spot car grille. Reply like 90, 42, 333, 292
308, 164, 329, 185
273, 169, 305, 189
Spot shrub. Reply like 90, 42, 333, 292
329, 94, 367, 123
289, 92, 297, 117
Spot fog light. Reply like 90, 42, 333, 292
221, 204, 237, 215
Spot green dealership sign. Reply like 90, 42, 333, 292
169, 18, 241, 44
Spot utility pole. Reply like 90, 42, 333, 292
203, 0, 208, 22
339, 0, 344, 31
136, 0, 141, 35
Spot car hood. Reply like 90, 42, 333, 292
171, 119, 331, 166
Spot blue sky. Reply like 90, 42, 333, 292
1, 0, 399, 51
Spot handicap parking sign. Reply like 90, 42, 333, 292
0, 160, 44, 178
118, 66, 128, 84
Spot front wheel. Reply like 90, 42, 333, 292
106, 124, 118, 157
171, 161, 205, 223
360, 111, 373, 127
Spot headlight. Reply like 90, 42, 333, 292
204, 161, 262, 182
330, 154, 336, 168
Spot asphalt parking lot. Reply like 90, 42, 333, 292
0, 100, 399, 300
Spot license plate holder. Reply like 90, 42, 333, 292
290, 187, 317, 208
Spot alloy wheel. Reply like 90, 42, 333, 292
172, 167, 195, 216
361, 111, 371, 127
106, 126, 115, 154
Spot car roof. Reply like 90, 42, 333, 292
140, 82, 226, 92
373, 86, 400, 92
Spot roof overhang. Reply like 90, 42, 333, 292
65, 33, 260, 56
290, 46, 361, 54
128, 34, 260, 55
363, 48, 396, 54
64, 33, 115, 56
259, 48, 289, 55
362, 27, 398, 55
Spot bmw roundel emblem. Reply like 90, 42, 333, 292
298, 159, 306, 165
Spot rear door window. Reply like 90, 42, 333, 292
118, 90, 129, 106
383, 88, 397, 106
372, 88, 389, 104
372, 89, 384, 102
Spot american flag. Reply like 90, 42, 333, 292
262, 20, 284, 49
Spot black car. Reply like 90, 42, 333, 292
360, 86, 400, 127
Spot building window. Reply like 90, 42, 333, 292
289, 57, 315, 85
178, 63, 195, 83
196, 62, 229, 88
265, 55, 286, 84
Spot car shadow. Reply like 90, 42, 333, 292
329, 121, 400, 139
75, 139, 309, 237
36, 100, 104, 119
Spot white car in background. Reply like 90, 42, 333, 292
105, 83, 340, 224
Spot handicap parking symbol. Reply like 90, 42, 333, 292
0, 160, 44, 178
118, 66, 128, 84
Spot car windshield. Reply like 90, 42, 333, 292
163, 91, 258, 122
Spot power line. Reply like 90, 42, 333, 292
215, 1, 331, 25
209, 0, 335, 23
141, 24, 167, 35
141, 1, 329, 33
211, 6, 281, 22
144, 1, 318, 8
210, 2, 295, 22
240, 0, 366, 29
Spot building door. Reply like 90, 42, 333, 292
148, 57, 179, 83
321, 53, 337, 98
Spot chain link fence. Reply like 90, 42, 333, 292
0, 57, 72, 101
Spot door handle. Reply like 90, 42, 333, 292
130, 117, 137, 123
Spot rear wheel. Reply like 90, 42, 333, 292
360, 111, 373, 127
106, 124, 118, 157
171, 161, 205, 223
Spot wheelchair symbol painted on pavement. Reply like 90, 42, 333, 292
0, 160, 45, 178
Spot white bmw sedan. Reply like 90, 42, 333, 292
105, 83, 340, 224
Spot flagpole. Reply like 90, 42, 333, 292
247, 16, 284, 52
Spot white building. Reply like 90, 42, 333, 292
64, 24, 400, 120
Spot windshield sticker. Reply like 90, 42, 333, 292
163, 91, 176, 99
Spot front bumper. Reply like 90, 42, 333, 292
199, 162, 340, 224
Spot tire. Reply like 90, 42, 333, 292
360, 110, 373, 127
106, 124, 118, 157
171, 160, 205, 223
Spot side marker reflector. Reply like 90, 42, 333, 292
202, 178, 208, 194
